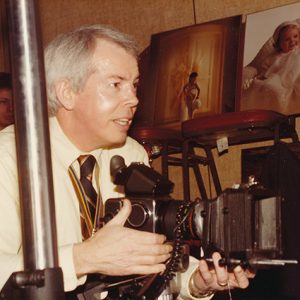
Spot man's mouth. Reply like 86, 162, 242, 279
114, 118, 131, 126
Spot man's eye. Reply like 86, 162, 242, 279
110, 82, 120, 88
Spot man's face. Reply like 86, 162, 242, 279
280, 26, 300, 53
62, 39, 139, 151
0, 88, 14, 129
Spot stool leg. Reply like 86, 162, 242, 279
183, 141, 209, 201
291, 131, 299, 143
204, 146, 222, 196
190, 148, 208, 200
161, 141, 169, 179
274, 124, 280, 143
182, 140, 191, 202
288, 116, 299, 143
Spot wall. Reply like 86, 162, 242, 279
37, 0, 300, 200
3, 0, 300, 200
2, 0, 299, 67
38, 0, 300, 49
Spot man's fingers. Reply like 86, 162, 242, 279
192, 253, 253, 295
124, 253, 171, 265
104, 199, 168, 245
105, 199, 132, 226
132, 243, 172, 256
198, 258, 214, 286
233, 265, 250, 289
211, 252, 251, 289
123, 227, 167, 245
117, 242, 172, 258
245, 269, 256, 279
118, 264, 167, 276
212, 252, 228, 286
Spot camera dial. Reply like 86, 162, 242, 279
127, 203, 150, 228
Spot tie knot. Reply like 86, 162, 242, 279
78, 155, 96, 179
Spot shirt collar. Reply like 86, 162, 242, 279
49, 117, 102, 168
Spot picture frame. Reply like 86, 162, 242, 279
137, 16, 243, 128
238, 2, 300, 115
0, 1, 10, 72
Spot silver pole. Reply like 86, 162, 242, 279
7, 0, 58, 271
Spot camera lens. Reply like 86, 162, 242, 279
127, 203, 149, 228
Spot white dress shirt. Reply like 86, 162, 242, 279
0, 117, 212, 299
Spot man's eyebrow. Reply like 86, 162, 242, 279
108, 75, 140, 82
107, 75, 125, 81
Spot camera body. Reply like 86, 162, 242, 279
105, 155, 287, 268
104, 196, 178, 240
93, 155, 297, 299
104, 195, 201, 241
203, 187, 282, 264
105, 187, 282, 264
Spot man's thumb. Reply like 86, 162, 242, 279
106, 199, 131, 226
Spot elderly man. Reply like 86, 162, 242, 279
0, 25, 252, 299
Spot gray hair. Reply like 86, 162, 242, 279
45, 24, 139, 116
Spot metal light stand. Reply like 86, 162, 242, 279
0, 0, 65, 299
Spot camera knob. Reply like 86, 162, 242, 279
127, 203, 149, 228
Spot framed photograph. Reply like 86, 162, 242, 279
239, 2, 300, 115
137, 16, 242, 128
0, 1, 10, 72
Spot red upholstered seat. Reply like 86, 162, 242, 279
129, 126, 183, 179
130, 126, 182, 143
182, 110, 296, 146
181, 110, 299, 201
129, 111, 298, 202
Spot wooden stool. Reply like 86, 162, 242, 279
181, 110, 299, 201
129, 126, 182, 179
130, 126, 213, 200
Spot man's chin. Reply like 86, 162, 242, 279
107, 136, 127, 149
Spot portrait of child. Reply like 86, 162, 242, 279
240, 3, 300, 115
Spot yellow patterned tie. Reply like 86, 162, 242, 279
68, 155, 100, 239
78, 155, 97, 219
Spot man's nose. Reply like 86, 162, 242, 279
124, 86, 139, 107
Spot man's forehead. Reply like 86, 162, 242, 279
91, 39, 138, 77
93, 39, 136, 61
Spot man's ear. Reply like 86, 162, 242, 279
55, 80, 76, 110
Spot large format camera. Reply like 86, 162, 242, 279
105, 155, 290, 267
88, 155, 297, 300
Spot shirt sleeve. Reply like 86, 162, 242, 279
0, 146, 24, 290
0, 129, 86, 292
58, 244, 86, 291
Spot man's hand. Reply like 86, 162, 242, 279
190, 252, 255, 296
73, 199, 172, 277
